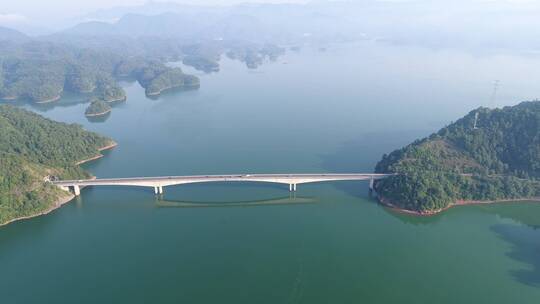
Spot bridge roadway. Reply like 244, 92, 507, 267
52, 173, 393, 196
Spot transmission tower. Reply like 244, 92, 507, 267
490, 80, 500, 108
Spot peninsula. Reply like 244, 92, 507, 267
0, 105, 115, 226
375, 101, 540, 215
85, 100, 112, 117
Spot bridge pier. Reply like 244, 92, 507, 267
159, 186, 163, 194
73, 185, 80, 196
154, 187, 158, 195
289, 184, 297, 192
369, 178, 374, 191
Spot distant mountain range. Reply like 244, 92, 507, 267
0, 26, 30, 43
62, 4, 356, 44
64, 13, 277, 42
18, 0, 524, 51
4, 1, 540, 51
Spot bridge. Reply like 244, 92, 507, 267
52, 173, 393, 196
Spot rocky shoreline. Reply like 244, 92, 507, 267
34, 95, 62, 104
0, 192, 75, 227
378, 195, 540, 216
146, 85, 180, 96
75, 142, 117, 165
146, 83, 200, 96
84, 108, 112, 117
105, 96, 127, 103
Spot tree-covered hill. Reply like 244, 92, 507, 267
0, 105, 114, 225
129, 62, 200, 95
0, 40, 199, 103
85, 100, 112, 117
0, 26, 30, 43
375, 101, 540, 214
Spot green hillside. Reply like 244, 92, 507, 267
375, 101, 540, 213
0, 105, 113, 224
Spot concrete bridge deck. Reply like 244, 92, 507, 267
52, 173, 393, 196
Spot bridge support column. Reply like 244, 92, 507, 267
289, 184, 292, 192
73, 185, 80, 196
154, 187, 158, 195
293, 184, 297, 192
159, 186, 163, 194
369, 178, 374, 191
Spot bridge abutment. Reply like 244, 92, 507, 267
73, 185, 80, 196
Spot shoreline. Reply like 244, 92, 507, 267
146, 85, 180, 96
146, 83, 199, 96
1, 142, 117, 227
0, 193, 75, 227
34, 95, 62, 104
1, 96, 18, 101
75, 142, 117, 165
85, 109, 112, 117
105, 96, 127, 103
378, 195, 540, 216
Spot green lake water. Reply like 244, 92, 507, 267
1, 42, 540, 303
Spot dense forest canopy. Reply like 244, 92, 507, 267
85, 100, 112, 116
0, 24, 288, 108
0, 39, 199, 103
375, 101, 540, 213
0, 105, 113, 224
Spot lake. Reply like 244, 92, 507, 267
1, 41, 540, 303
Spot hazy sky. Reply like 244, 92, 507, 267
0, 0, 311, 26
2, 0, 307, 19
2, 0, 537, 18
2, 0, 539, 33
0, 0, 314, 33
3, 0, 537, 20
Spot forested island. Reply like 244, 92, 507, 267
85, 100, 112, 117
375, 101, 540, 215
0, 105, 115, 225
226, 44, 285, 69
129, 62, 201, 96
182, 55, 220, 73
0, 37, 199, 108
0, 25, 290, 113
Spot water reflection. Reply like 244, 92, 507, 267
481, 202, 540, 229
319, 131, 432, 200
491, 223, 540, 287
6, 95, 90, 113
483, 202, 540, 287
0, 204, 64, 258
379, 203, 445, 225
155, 195, 316, 208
